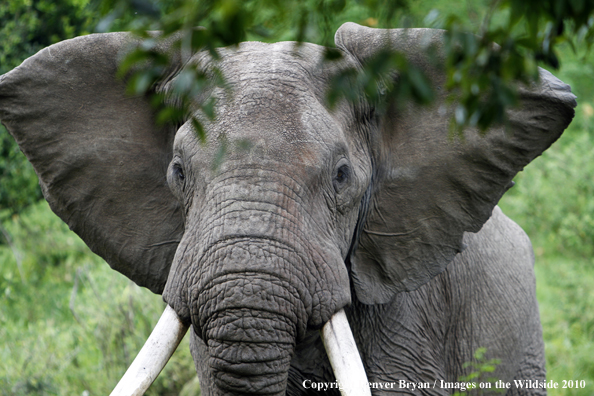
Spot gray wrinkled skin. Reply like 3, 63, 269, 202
288, 206, 546, 396
0, 23, 576, 395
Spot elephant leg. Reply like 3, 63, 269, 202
441, 208, 546, 392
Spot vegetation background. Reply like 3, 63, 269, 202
0, 0, 592, 395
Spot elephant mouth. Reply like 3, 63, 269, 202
109, 306, 371, 396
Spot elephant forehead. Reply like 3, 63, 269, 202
175, 108, 337, 179
175, 42, 350, 170
217, 87, 338, 143
217, 41, 328, 80
202, 84, 343, 164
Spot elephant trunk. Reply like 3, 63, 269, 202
194, 269, 307, 396
204, 309, 295, 395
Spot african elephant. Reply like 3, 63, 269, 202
0, 22, 576, 395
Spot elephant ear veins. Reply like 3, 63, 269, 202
0, 32, 184, 294
335, 22, 576, 304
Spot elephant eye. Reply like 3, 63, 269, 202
173, 163, 185, 181
333, 164, 350, 193
167, 160, 186, 200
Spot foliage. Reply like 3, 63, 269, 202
94, 0, 594, 139
431, 0, 593, 133
534, 255, 594, 396
2, 0, 593, 213
452, 347, 503, 396
497, 38, 594, 396
0, 0, 97, 74
500, 130, 594, 257
0, 135, 43, 215
0, 0, 99, 215
499, 43, 594, 258
0, 201, 196, 395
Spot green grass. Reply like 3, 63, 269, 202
0, 202, 196, 395
497, 39, 594, 395
497, 51, 594, 392
536, 255, 594, 395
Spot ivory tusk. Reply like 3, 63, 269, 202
321, 309, 371, 396
110, 305, 189, 396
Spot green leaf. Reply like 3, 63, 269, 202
191, 117, 206, 143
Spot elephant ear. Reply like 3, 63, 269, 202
0, 33, 184, 294
335, 23, 576, 304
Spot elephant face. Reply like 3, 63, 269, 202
0, 23, 576, 395
160, 42, 371, 393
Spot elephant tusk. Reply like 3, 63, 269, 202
110, 305, 189, 396
321, 309, 371, 396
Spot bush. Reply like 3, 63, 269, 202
500, 129, 594, 258
500, 44, 594, 259
0, 201, 196, 395
0, 0, 99, 216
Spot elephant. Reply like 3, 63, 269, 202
0, 22, 576, 395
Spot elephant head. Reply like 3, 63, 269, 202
0, 23, 575, 395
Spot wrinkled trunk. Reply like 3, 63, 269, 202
205, 309, 296, 395
192, 242, 308, 396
